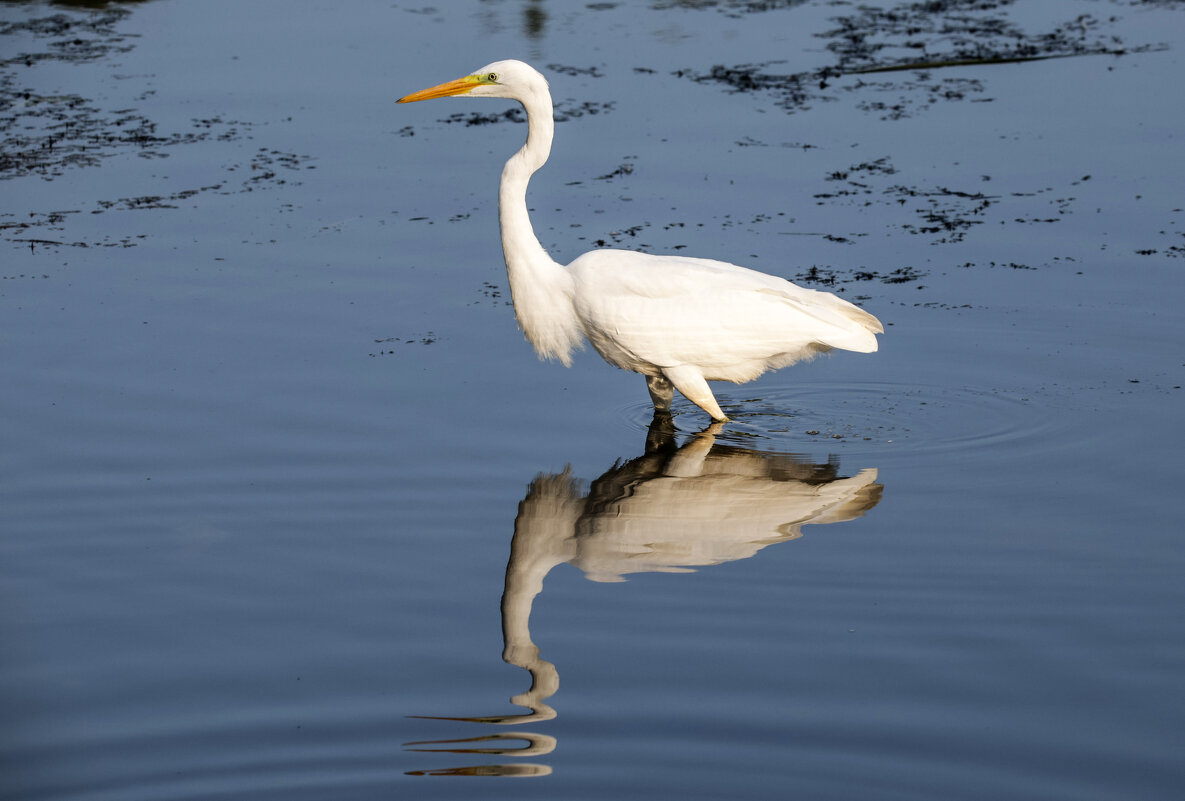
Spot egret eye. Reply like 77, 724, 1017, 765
487, 73, 498, 83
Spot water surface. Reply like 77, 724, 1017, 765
2, 1, 1183, 799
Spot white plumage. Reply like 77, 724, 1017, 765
399, 60, 882, 421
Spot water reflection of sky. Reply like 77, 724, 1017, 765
2, 2, 1183, 799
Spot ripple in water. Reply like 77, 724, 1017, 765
613, 381, 1072, 459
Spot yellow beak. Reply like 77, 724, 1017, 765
397, 75, 482, 104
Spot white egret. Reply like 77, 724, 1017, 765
398, 60, 882, 421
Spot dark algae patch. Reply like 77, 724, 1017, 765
438, 99, 614, 128
676, 0, 1165, 117
0, 8, 192, 182
1, 9, 140, 180
0, 6, 311, 250
822, 0, 1141, 74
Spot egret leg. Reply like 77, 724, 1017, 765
661, 365, 729, 422
646, 374, 674, 414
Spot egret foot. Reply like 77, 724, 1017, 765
662, 365, 729, 422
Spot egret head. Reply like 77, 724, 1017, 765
397, 59, 548, 104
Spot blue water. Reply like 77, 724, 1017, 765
2, 1, 1183, 799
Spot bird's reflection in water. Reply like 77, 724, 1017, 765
406, 416, 882, 777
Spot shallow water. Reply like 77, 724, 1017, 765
2, 1, 1184, 799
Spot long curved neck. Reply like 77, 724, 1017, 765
498, 86, 582, 365
499, 90, 555, 270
